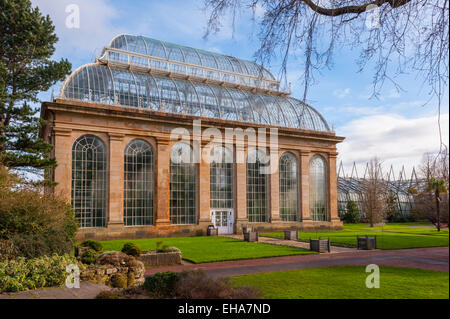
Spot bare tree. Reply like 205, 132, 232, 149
414, 149, 449, 229
360, 157, 388, 226
203, 0, 449, 147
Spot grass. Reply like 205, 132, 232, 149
99, 236, 315, 263
232, 266, 449, 299
261, 223, 449, 250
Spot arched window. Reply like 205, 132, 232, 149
72, 135, 107, 228
170, 143, 197, 224
246, 149, 268, 222
124, 139, 154, 226
310, 155, 328, 221
280, 152, 298, 221
210, 146, 234, 209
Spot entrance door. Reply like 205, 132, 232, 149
211, 210, 234, 234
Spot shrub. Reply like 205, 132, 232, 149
0, 239, 18, 261
0, 254, 82, 292
342, 200, 360, 224
143, 271, 181, 298
142, 270, 261, 299
121, 242, 142, 257
0, 166, 78, 259
110, 273, 128, 288
80, 240, 103, 252
156, 241, 174, 253
81, 249, 98, 265
96, 290, 122, 299
175, 270, 261, 299
127, 272, 135, 287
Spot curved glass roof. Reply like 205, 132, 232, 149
107, 34, 275, 81
59, 63, 330, 132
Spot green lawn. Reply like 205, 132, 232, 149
232, 266, 449, 299
99, 236, 315, 263
261, 223, 449, 249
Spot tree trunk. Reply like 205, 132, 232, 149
435, 189, 441, 232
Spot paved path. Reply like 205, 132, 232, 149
0, 281, 110, 300
145, 247, 449, 278
225, 234, 357, 253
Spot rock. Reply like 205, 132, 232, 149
97, 251, 134, 267
76, 246, 91, 257
106, 268, 117, 275
80, 250, 145, 288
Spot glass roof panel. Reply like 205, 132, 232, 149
60, 64, 330, 132
110, 35, 275, 81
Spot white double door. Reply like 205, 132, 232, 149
210, 209, 234, 234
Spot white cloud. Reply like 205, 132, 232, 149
32, 0, 121, 62
387, 88, 401, 99
337, 113, 449, 176
333, 88, 350, 98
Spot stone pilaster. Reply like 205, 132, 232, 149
299, 150, 312, 223
155, 137, 171, 226
53, 127, 72, 202
107, 133, 125, 227
198, 147, 211, 225
328, 152, 341, 224
235, 145, 248, 231
269, 151, 281, 222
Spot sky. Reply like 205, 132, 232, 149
31, 0, 449, 178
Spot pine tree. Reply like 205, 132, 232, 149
0, 0, 71, 176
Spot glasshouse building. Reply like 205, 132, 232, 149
40, 35, 344, 241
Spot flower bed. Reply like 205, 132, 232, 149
138, 248, 182, 267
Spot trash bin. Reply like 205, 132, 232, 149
284, 230, 298, 240
207, 225, 218, 236
357, 235, 377, 250
310, 238, 330, 252
244, 231, 258, 242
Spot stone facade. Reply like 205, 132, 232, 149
41, 99, 344, 241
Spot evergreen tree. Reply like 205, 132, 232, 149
0, 0, 71, 175
343, 200, 360, 224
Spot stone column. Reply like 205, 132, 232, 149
53, 127, 72, 202
107, 133, 125, 228
198, 145, 211, 226
235, 144, 248, 232
155, 137, 171, 226
299, 151, 312, 223
269, 151, 281, 222
328, 152, 341, 225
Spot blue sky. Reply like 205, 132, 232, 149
32, 0, 449, 177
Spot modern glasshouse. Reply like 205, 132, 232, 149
337, 163, 423, 219
40, 34, 344, 241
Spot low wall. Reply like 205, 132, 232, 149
138, 250, 182, 267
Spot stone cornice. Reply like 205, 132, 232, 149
43, 100, 345, 144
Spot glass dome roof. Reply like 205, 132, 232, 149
107, 34, 275, 81
59, 63, 330, 132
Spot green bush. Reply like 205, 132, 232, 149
0, 239, 18, 261
121, 242, 142, 257
110, 273, 128, 288
0, 254, 81, 292
80, 240, 103, 252
81, 249, 98, 265
342, 200, 360, 223
143, 271, 181, 298
0, 166, 78, 259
